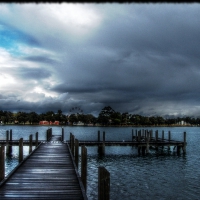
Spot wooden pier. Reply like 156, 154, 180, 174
69, 129, 187, 156
0, 134, 88, 200
0, 128, 187, 200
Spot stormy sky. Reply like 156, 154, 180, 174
0, 3, 200, 117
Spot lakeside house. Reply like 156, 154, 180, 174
39, 121, 59, 125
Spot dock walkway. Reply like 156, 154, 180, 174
0, 135, 87, 200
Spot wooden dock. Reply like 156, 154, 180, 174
69, 130, 187, 155
0, 135, 87, 200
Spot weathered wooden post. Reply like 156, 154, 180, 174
46, 129, 49, 141
35, 132, 38, 147
75, 139, 79, 169
145, 130, 147, 139
19, 138, 23, 163
168, 131, 171, 151
103, 131, 105, 154
9, 129, 12, 155
150, 130, 152, 140
132, 129, 134, 142
183, 132, 186, 154
0, 145, 5, 182
50, 128, 52, 139
70, 132, 72, 149
98, 130, 100, 143
138, 130, 141, 142
155, 130, 158, 151
146, 131, 150, 154
98, 131, 101, 154
29, 134, 32, 154
162, 130, 164, 140
135, 129, 138, 141
155, 130, 158, 141
98, 166, 110, 200
142, 129, 144, 137
81, 145, 87, 191
71, 134, 75, 157
162, 130, 164, 150
6, 130, 9, 155
177, 145, 181, 155
138, 130, 141, 154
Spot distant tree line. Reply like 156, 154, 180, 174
0, 106, 200, 126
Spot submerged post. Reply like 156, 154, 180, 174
135, 129, 138, 140
98, 130, 100, 142
98, 166, 110, 200
183, 132, 186, 154
46, 129, 49, 141
19, 138, 23, 163
0, 145, 5, 182
75, 139, 79, 169
168, 131, 171, 151
146, 131, 150, 154
71, 134, 75, 157
162, 130, 164, 150
29, 134, 32, 154
6, 130, 9, 155
9, 129, 12, 155
35, 132, 38, 147
155, 130, 158, 151
138, 130, 141, 154
81, 145, 87, 191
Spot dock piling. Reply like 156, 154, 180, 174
35, 132, 38, 147
29, 134, 32, 154
75, 139, 79, 169
19, 138, 23, 163
98, 166, 110, 200
0, 145, 5, 182
183, 132, 186, 154
81, 145, 87, 191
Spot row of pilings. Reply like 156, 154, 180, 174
132, 129, 186, 155
69, 132, 110, 200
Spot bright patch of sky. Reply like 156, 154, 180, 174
0, 23, 39, 57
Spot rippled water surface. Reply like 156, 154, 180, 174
0, 126, 200, 200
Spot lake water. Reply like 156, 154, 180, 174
0, 125, 200, 200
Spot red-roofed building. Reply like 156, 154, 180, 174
39, 121, 59, 125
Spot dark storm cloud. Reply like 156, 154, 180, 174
15, 67, 52, 80
1, 4, 200, 117
23, 56, 59, 65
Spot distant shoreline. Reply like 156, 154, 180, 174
1, 124, 199, 127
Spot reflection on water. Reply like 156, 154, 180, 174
1, 126, 200, 199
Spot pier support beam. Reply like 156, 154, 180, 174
81, 145, 87, 191
98, 131, 105, 155
29, 134, 32, 154
98, 166, 110, 200
168, 131, 171, 151
75, 139, 79, 169
19, 138, 23, 163
5, 129, 13, 156
155, 130, 158, 151
146, 131, 150, 154
138, 131, 141, 155
177, 145, 181, 155
0, 145, 5, 182
7, 129, 13, 156
35, 132, 38, 147
182, 132, 186, 154
70, 133, 75, 157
